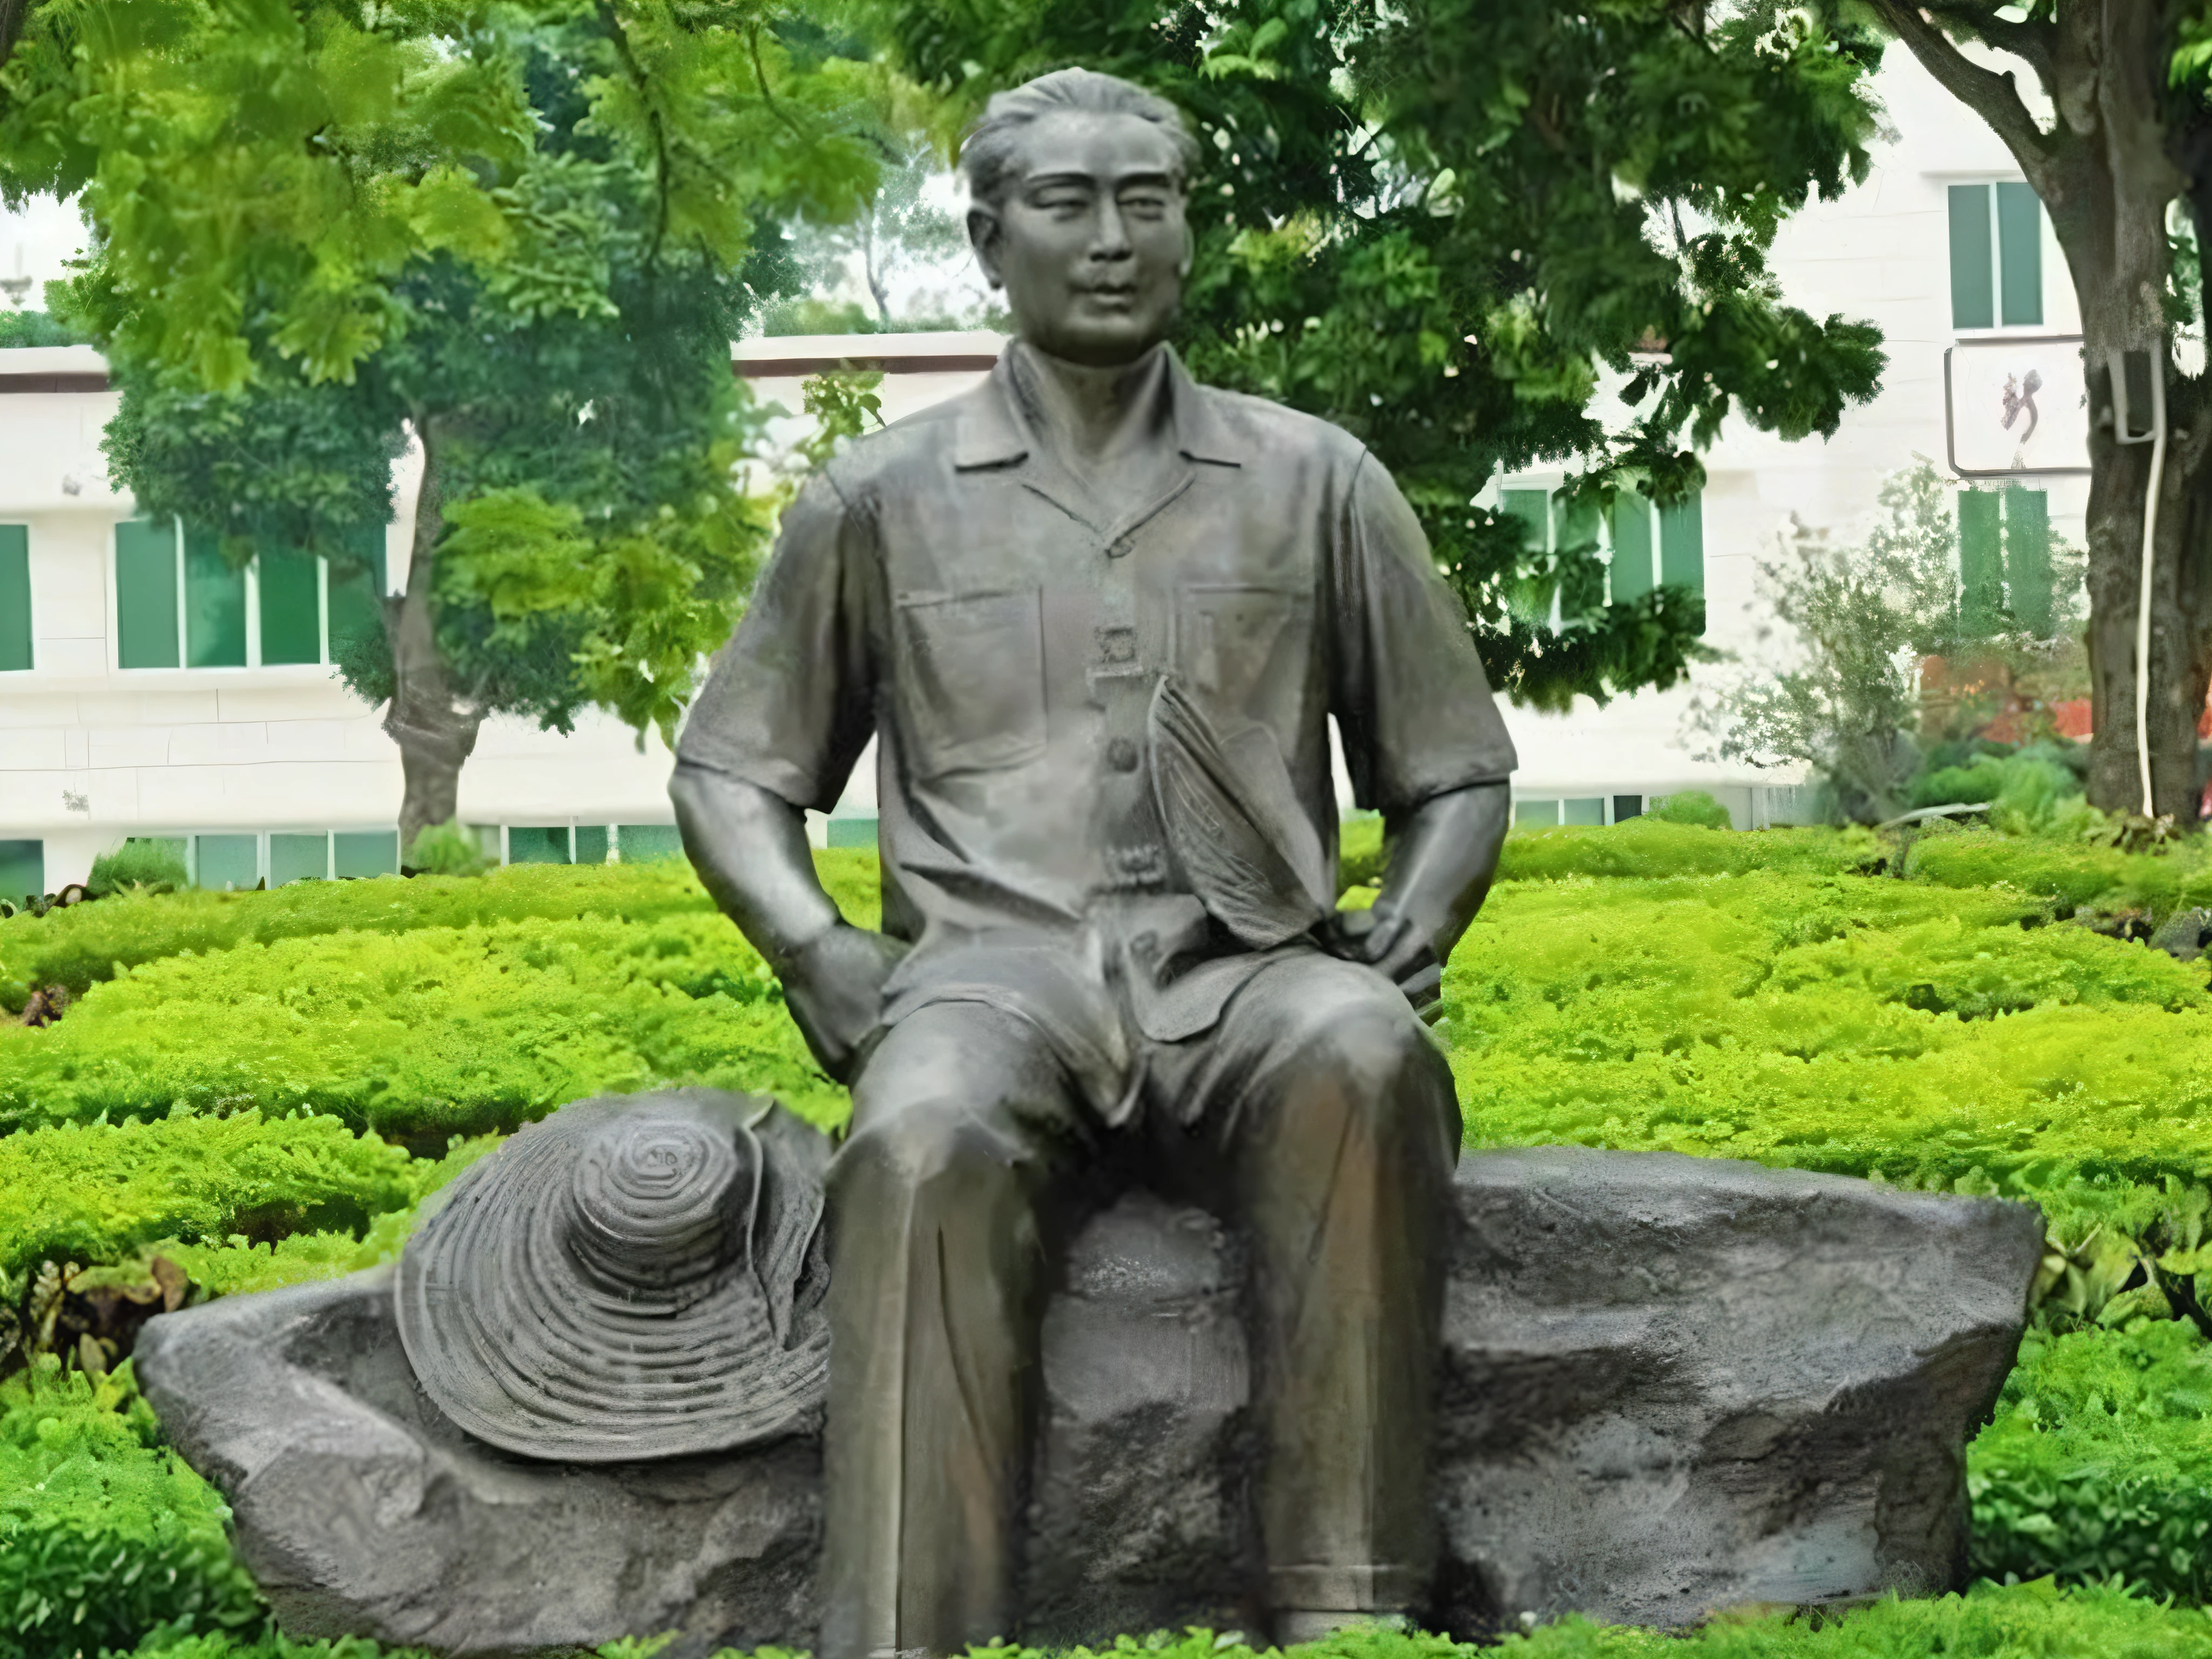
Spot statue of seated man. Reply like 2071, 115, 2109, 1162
671, 66, 1516, 1659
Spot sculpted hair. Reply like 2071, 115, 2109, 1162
960, 69, 1201, 210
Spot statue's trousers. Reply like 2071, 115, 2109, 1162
818, 952, 1461, 1659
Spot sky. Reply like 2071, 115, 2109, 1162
0, 193, 87, 311
1, 179, 990, 327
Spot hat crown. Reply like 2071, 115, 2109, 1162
564, 1114, 745, 1306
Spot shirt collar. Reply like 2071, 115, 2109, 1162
953, 342, 1246, 471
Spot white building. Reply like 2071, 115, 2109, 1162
0, 53, 2081, 895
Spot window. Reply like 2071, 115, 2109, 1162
1958, 485, 2055, 636
114, 519, 388, 671
1949, 181, 2043, 330
826, 817, 879, 849
1501, 485, 1704, 620
1513, 797, 1608, 828
0, 839, 43, 905
614, 824, 684, 863
0, 525, 29, 671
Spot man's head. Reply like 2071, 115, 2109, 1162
960, 69, 1199, 366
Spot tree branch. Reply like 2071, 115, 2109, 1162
1864, 0, 2054, 178
1920, 0, 2055, 96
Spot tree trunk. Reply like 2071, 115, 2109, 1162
863, 215, 893, 327
1873, 0, 2209, 820
382, 418, 484, 861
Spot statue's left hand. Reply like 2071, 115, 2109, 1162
783, 923, 911, 1084
1320, 903, 1442, 1021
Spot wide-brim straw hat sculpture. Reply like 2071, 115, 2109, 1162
396, 1088, 832, 1462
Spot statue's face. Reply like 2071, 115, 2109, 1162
969, 109, 1189, 367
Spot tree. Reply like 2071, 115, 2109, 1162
1696, 462, 2086, 820
1845, 0, 2211, 821
0, 1, 876, 852
780, 136, 967, 327
869, 0, 1889, 709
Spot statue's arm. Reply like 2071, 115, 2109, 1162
1323, 781, 1509, 1016
672, 767, 905, 1083
668, 475, 897, 1083
1323, 451, 1519, 1017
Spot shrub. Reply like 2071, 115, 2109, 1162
0, 1113, 425, 1286
1906, 829, 2212, 919
1444, 873, 2212, 1230
1645, 789, 1734, 830
0, 912, 841, 1141
1499, 820, 1872, 883
1968, 1319, 2212, 1602
401, 820, 491, 878
0, 1361, 266, 1659
86, 842, 190, 901
0, 851, 883, 1015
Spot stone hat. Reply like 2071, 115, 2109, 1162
395, 1089, 832, 1463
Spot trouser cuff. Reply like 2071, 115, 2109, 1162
1268, 1563, 1425, 1613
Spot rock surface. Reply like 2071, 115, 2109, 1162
135, 1148, 2042, 1652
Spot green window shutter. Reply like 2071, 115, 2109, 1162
270, 833, 330, 886
615, 824, 684, 862
0, 525, 29, 671
1948, 184, 1994, 329
1553, 493, 1604, 615
1958, 489, 2003, 636
2002, 486, 2054, 636
1659, 493, 1706, 635
574, 825, 610, 865
1608, 491, 1655, 604
193, 834, 257, 892
1514, 798, 1560, 828
1996, 181, 2043, 327
1501, 489, 1549, 552
1658, 494, 1704, 594
115, 520, 180, 669
333, 830, 399, 879
0, 839, 43, 905
1561, 797, 1606, 826
183, 527, 246, 667
327, 524, 388, 663
259, 545, 321, 665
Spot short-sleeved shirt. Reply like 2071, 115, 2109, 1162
676, 343, 1516, 1116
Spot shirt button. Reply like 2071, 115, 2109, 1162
1107, 737, 1140, 773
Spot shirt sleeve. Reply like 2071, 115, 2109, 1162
672, 470, 876, 812
1331, 450, 1518, 814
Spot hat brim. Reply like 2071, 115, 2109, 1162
396, 1090, 831, 1464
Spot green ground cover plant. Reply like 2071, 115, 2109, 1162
0, 855, 881, 1013
1969, 1320, 2212, 1602
0, 1363, 263, 1659
9, 824, 2212, 1658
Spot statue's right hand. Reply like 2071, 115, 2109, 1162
779, 923, 909, 1085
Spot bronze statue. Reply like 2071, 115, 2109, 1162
671, 66, 1515, 1659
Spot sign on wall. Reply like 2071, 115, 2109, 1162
1945, 335, 2090, 477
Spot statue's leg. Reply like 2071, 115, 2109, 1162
1172, 954, 1461, 1638
820, 1000, 1091, 1659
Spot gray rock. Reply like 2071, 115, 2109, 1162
2150, 905, 2212, 962
135, 1148, 2042, 1651
1431, 1148, 2041, 1633
132, 1267, 821, 1656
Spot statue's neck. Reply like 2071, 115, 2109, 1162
1009, 340, 1173, 477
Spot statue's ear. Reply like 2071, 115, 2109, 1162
969, 204, 1006, 288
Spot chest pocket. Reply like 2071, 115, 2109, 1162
1175, 584, 1312, 721
893, 589, 1048, 779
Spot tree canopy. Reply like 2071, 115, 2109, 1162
871, 0, 1890, 709
0, 0, 881, 846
